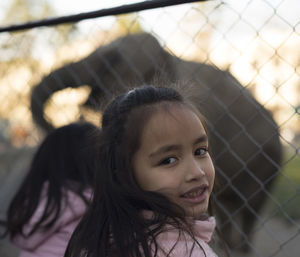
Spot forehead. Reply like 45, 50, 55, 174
140, 103, 206, 144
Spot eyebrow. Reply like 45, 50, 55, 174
194, 135, 208, 145
149, 134, 208, 158
149, 145, 181, 158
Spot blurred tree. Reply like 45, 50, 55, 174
0, 1, 144, 145
0, 0, 77, 62
3, 0, 54, 24
0, 0, 77, 145
164, 1, 222, 62
115, 13, 143, 35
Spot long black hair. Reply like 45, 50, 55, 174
3, 122, 101, 239
65, 85, 213, 257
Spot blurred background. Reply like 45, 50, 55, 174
0, 0, 299, 256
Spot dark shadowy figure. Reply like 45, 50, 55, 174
1, 122, 100, 257
31, 33, 282, 251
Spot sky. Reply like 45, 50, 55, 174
48, 0, 300, 29
1, 0, 299, 31
44, 0, 300, 54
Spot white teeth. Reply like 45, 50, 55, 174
183, 188, 205, 198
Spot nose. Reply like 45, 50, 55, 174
184, 157, 205, 182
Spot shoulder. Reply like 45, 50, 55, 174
11, 187, 92, 251
60, 187, 92, 222
151, 217, 217, 257
34, 185, 91, 222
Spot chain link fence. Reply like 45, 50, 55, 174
0, 0, 299, 256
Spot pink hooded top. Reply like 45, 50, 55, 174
146, 212, 218, 257
11, 185, 91, 257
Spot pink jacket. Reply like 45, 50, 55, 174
12, 185, 91, 257
150, 216, 218, 257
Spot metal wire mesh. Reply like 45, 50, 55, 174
0, 1, 299, 257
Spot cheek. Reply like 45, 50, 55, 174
147, 173, 183, 204
132, 161, 162, 191
132, 154, 150, 190
135, 168, 180, 195
135, 173, 158, 191
206, 160, 215, 191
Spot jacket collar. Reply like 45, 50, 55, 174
142, 210, 216, 243
191, 216, 216, 243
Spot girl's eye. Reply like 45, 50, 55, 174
195, 147, 208, 156
160, 157, 177, 165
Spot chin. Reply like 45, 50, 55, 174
186, 204, 209, 218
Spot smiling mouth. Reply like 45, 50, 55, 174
180, 186, 208, 203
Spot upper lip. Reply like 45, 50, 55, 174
181, 185, 208, 197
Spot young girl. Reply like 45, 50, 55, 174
65, 85, 218, 257
3, 122, 101, 257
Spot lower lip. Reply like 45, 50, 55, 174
181, 189, 208, 204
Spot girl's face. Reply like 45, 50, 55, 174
132, 104, 215, 218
